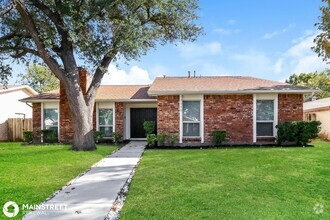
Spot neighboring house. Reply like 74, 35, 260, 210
21, 69, 315, 145
304, 97, 330, 140
0, 85, 38, 141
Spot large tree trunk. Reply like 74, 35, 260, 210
64, 74, 96, 151
71, 103, 96, 151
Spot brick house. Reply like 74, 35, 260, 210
21, 69, 316, 145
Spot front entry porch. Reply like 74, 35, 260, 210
123, 102, 157, 140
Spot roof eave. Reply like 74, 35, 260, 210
148, 89, 319, 96
96, 99, 157, 102
20, 98, 157, 103
0, 85, 38, 96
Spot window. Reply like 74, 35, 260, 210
43, 109, 58, 131
182, 101, 200, 137
98, 108, 113, 137
256, 100, 274, 137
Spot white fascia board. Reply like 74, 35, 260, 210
148, 89, 319, 96
22, 99, 157, 103
21, 99, 59, 103
96, 99, 157, 102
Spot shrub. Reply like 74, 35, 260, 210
143, 121, 155, 136
157, 134, 166, 145
42, 129, 58, 143
93, 131, 104, 143
23, 131, 33, 143
112, 131, 122, 144
276, 121, 321, 146
147, 134, 157, 147
166, 133, 179, 145
211, 130, 227, 146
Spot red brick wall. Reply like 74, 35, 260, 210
32, 103, 41, 143
115, 102, 124, 136
59, 68, 89, 143
157, 95, 180, 134
278, 94, 303, 122
204, 95, 254, 144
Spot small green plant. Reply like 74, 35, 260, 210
166, 133, 179, 145
23, 131, 33, 144
143, 121, 155, 136
211, 130, 227, 146
157, 134, 166, 145
93, 131, 104, 143
42, 129, 58, 143
276, 121, 321, 146
147, 134, 157, 147
112, 131, 122, 144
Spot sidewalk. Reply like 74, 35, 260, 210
23, 141, 146, 220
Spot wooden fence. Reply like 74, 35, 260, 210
7, 118, 33, 141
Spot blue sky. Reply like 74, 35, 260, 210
10, 0, 329, 85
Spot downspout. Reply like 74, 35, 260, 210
25, 102, 32, 108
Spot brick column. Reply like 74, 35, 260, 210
157, 95, 180, 134
32, 103, 42, 143
115, 102, 124, 136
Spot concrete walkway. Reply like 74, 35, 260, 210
24, 141, 146, 220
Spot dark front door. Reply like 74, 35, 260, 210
130, 108, 157, 138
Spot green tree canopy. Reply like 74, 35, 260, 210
314, 0, 330, 62
17, 64, 59, 93
0, 0, 202, 150
286, 70, 330, 100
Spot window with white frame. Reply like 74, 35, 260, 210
256, 100, 274, 137
43, 109, 58, 131
98, 108, 113, 137
182, 101, 200, 137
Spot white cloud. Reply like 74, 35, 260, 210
274, 31, 328, 77
177, 41, 222, 59
274, 59, 283, 74
263, 31, 280, 39
262, 23, 296, 39
102, 64, 152, 85
213, 28, 240, 35
228, 19, 236, 25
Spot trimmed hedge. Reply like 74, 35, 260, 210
23, 131, 33, 144
210, 130, 227, 146
276, 121, 321, 146
42, 129, 58, 143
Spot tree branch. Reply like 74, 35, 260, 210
13, 0, 65, 80
29, 0, 73, 57
0, 32, 30, 41
86, 49, 118, 106
0, 46, 39, 57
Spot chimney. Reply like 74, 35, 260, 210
194, 70, 196, 78
60, 67, 90, 143
77, 67, 90, 98
188, 71, 191, 78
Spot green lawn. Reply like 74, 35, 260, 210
121, 140, 330, 219
0, 142, 117, 220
